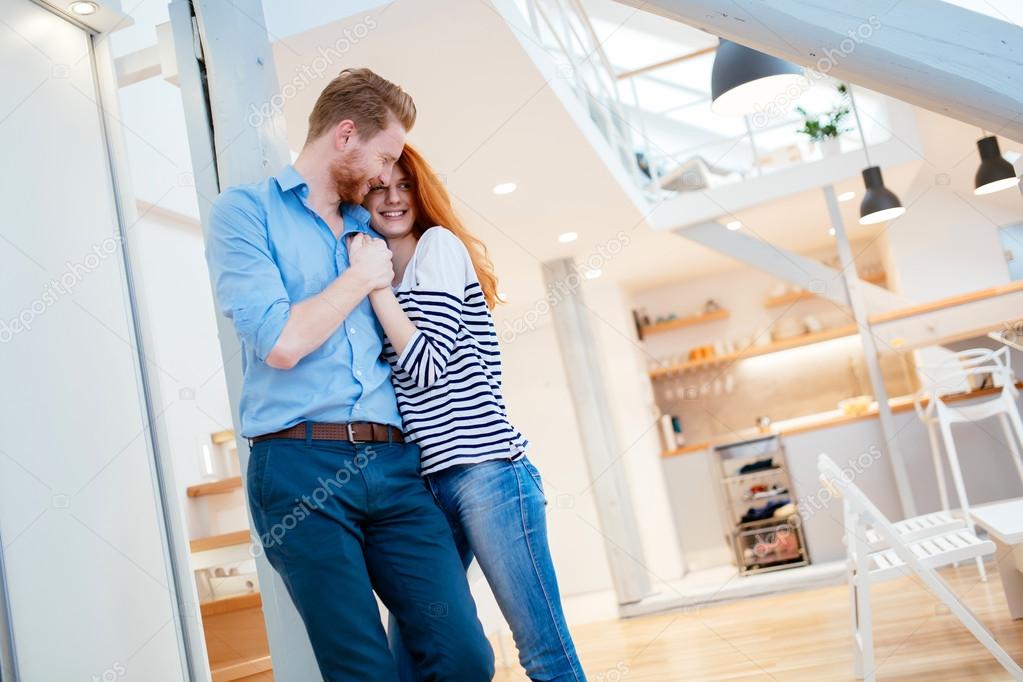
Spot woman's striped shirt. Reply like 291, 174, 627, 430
382, 226, 528, 476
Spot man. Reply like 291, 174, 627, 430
205, 68, 494, 681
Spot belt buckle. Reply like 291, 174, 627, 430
347, 423, 364, 444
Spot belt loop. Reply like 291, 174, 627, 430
387, 426, 393, 445
304, 421, 313, 446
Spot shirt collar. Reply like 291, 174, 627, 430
341, 202, 373, 234
274, 164, 307, 195
274, 165, 380, 238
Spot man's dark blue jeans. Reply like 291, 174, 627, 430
247, 436, 494, 681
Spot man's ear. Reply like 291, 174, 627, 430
333, 120, 357, 150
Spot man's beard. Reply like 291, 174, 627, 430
330, 148, 371, 204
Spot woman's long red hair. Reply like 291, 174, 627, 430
397, 145, 500, 309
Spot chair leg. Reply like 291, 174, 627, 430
926, 419, 950, 513
847, 506, 875, 681
999, 401, 1023, 488
937, 414, 987, 581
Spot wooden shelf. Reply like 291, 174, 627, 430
764, 272, 886, 308
650, 324, 859, 378
191, 530, 251, 554
640, 308, 729, 337
661, 382, 1023, 459
211, 429, 236, 445
201, 591, 261, 617
188, 476, 243, 498
211, 656, 271, 682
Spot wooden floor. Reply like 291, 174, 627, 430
235, 563, 1023, 680
494, 563, 1023, 681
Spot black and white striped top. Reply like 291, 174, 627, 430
382, 226, 528, 476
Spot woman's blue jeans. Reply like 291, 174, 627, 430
389, 456, 587, 681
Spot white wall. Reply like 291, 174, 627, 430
492, 294, 621, 620
883, 109, 1023, 301
126, 207, 242, 541
583, 279, 686, 584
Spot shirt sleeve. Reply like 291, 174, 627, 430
205, 188, 290, 363
395, 227, 468, 388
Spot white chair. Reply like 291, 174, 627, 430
818, 453, 1022, 681
913, 346, 1023, 580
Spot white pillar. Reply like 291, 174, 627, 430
168, 1, 321, 679
824, 185, 917, 517
542, 259, 654, 604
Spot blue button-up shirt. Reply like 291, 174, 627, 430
205, 165, 401, 437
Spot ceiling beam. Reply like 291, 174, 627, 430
614, 0, 1023, 142
616, 44, 717, 80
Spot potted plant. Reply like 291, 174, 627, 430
795, 83, 852, 157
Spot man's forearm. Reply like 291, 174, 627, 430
266, 268, 372, 369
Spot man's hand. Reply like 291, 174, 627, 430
347, 233, 393, 291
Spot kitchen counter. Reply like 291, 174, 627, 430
661, 382, 1022, 458
659, 382, 1023, 570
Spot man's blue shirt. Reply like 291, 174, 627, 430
205, 164, 401, 437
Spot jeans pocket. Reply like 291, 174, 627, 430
249, 441, 278, 510
520, 457, 547, 506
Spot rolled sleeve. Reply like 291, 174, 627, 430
206, 189, 290, 362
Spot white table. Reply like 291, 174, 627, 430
972, 498, 1023, 620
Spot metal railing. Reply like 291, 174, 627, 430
512, 0, 882, 199
516, 0, 657, 194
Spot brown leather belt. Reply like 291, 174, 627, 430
251, 421, 404, 445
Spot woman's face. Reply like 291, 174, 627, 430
363, 164, 416, 239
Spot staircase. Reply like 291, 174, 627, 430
187, 430, 273, 681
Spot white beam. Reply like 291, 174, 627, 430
675, 219, 909, 314
114, 45, 161, 86
616, 0, 1023, 142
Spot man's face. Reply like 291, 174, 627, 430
331, 120, 406, 204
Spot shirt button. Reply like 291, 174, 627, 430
354, 403, 361, 410
355, 369, 363, 377
349, 328, 357, 336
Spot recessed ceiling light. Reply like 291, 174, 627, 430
584, 268, 602, 280
492, 182, 516, 195
828, 227, 836, 236
837, 191, 856, 202
69, 1, 98, 15
558, 231, 578, 243
726, 220, 742, 231
497, 291, 508, 302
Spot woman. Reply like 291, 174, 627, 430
352, 144, 586, 681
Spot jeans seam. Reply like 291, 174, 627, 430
513, 462, 583, 681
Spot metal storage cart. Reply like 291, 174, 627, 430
713, 434, 809, 575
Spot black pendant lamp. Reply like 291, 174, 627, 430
849, 85, 905, 224
974, 135, 1020, 195
710, 39, 803, 116
860, 166, 905, 224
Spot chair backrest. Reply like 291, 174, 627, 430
916, 346, 1016, 408
818, 454, 892, 535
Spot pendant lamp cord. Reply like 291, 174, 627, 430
848, 84, 872, 167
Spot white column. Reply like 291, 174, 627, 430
167, 1, 321, 679
542, 259, 654, 604
824, 185, 917, 517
